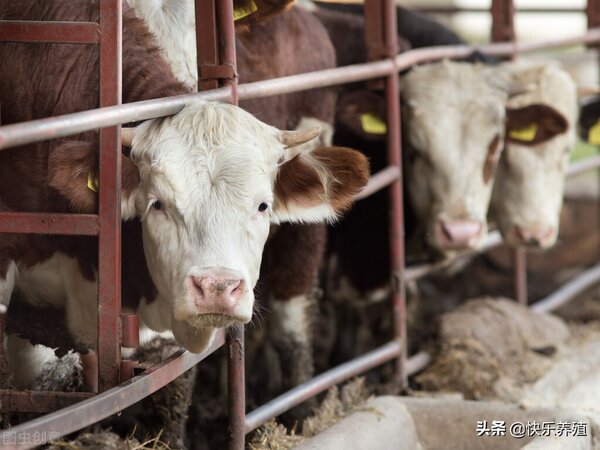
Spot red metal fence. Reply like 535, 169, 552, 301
1, 1, 600, 449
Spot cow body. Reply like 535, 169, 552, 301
0, 0, 368, 390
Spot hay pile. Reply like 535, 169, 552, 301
248, 377, 371, 450
416, 297, 570, 400
47, 430, 171, 450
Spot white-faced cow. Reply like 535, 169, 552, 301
0, 0, 368, 388
123, 0, 343, 401
491, 62, 577, 249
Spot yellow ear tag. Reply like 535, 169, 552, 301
509, 123, 537, 142
233, 0, 258, 21
87, 173, 99, 193
588, 119, 600, 145
360, 113, 387, 135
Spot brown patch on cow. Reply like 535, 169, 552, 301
275, 147, 370, 213
482, 134, 501, 185
506, 104, 568, 146
266, 223, 327, 299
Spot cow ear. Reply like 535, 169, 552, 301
336, 90, 388, 142
506, 103, 568, 146
233, 0, 293, 26
272, 146, 370, 224
578, 95, 600, 144
48, 140, 141, 219
49, 141, 99, 213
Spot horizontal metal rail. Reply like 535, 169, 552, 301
244, 340, 402, 433
354, 166, 400, 201
405, 231, 503, 282
245, 344, 432, 434
567, 155, 600, 177
2, 28, 600, 150
532, 263, 600, 313
0, 391, 93, 413
0, 21, 100, 44
0, 330, 225, 450
0, 212, 99, 235
419, 6, 585, 14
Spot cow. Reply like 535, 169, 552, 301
490, 62, 578, 248
123, 0, 343, 401
0, 0, 369, 389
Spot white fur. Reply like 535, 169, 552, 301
270, 295, 312, 344
5, 335, 58, 389
402, 60, 511, 252
124, 0, 198, 88
491, 62, 577, 248
0, 261, 17, 306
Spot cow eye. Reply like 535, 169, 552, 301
152, 200, 163, 211
258, 202, 269, 213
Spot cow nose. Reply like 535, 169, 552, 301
514, 225, 555, 248
435, 219, 483, 250
191, 273, 245, 312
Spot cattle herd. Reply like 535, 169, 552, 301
0, 0, 598, 446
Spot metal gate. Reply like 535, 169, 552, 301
0, 1, 599, 449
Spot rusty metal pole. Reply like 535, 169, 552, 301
211, 1, 244, 448
492, 0, 526, 305
364, 0, 406, 388
97, 0, 123, 392
491, 0, 515, 44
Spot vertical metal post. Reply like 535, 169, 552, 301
196, 0, 220, 91
491, 0, 515, 43
364, 0, 407, 388
97, 0, 123, 392
491, 0, 526, 305
513, 247, 527, 305
210, 1, 244, 448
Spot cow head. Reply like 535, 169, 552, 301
401, 61, 510, 253
50, 101, 368, 352
490, 63, 577, 249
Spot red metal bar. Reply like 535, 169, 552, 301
244, 340, 402, 433
4, 29, 600, 150
216, 0, 239, 103
196, 0, 220, 91
514, 247, 528, 305
211, 1, 245, 448
382, 0, 407, 388
0, 20, 99, 44
0, 391, 93, 414
120, 312, 140, 348
0, 212, 98, 235
491, 0, 515, 43
0, 304, 5, 362
0, 332, 225, 450
588, 0, 600, 29
97, 0, 122, 393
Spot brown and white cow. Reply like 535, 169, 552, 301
491, 61, 577, 249
124, 0, 342, 396
0, 0, 368, 386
